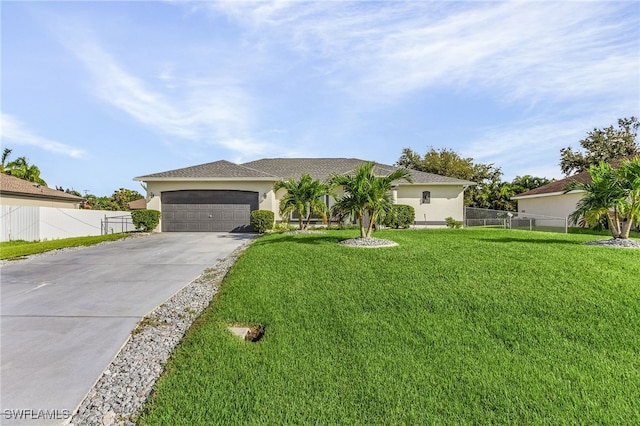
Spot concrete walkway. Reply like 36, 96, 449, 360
0, 232, 254, 425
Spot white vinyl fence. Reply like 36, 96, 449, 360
1, 205, 135, 242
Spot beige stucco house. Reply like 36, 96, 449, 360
0, 173, 84, 209
134, 158, 474, 232
512, 155, 640, 223
511, 170, 589, 221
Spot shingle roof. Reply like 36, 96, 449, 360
511, 172, 591, 198
134, 160, 277, 180
128, 198, 147, 210
136, 158, 475, 186
512, 154, 639, 198
0, 174, 85, 201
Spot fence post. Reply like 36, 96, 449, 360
530, 219, 532, 231
565, 217, 568, 234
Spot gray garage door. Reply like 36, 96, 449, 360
161, 190, 259, 232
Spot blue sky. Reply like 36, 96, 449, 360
2, 1, 638, 196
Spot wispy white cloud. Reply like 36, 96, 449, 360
206, 1, 638, 106
460, 111, 632, 181
0, 113, 86, 158
57, 26, 277, 159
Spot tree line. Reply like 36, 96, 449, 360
397, 117, 639, 211
2, 147, 143, 211
3, 116, 637, 216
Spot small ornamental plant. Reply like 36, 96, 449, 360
250, 210, 275, 233
131, 209, 160, 232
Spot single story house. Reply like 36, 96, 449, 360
128, 198, 147, 210
510, 172, 589, 220
511, 154, 639, 222
0, 174, 84, 209
134, 158, 475, 232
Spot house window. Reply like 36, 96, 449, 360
421, 191, 431, 204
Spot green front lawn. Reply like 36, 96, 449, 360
0, 233, 130, 260
140, 228, 640, 425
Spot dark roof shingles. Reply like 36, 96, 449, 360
136, 158, 475, 185
135, 160, 276, 179
244, 158, 475, 185
513, 154, 640, 198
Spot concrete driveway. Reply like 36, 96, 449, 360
0, 232, 254, 425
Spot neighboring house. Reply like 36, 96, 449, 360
511, 154, 639, 222
510, 173, 588, 220
134, 158, 475, 232
128, 198, 147, 210
0, 173, 84, 209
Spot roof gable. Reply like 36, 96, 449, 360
135, 160, 277, 180
512, 172, 590, 198
512, 154, 639, 198
135, 157, 475, 186
0, 174, 84, 202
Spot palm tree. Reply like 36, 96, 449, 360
616, 156, 640, 238
273, 174, 328, 230
566, 160, 627, 238
5, 156, 47, 186
330, 162, 413, 238
1, 148, 12, 173
304, 178, 330, 229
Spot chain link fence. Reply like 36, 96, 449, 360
102, 215, 137, 235
465, 207, 568, 233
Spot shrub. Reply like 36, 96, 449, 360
272, 222, 297, 233
250, 210, 275, 233
131, 209, 160, 232
445, 217, 462, 229
383, 204, 415, 229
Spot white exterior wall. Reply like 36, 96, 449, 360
396, 185, 466, 224
0, 194, 81, 209
1, 205, 131, 241
516, 192, 584, 220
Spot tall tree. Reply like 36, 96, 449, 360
397, 147, 502, 208
498, 175, 556, 211
560, 117, 639, 176
84, 194, 119, 211
330, 161, 412, 238
111, 188, 144, 211
274, 174, 328, 230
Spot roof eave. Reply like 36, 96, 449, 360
0, 190, 84, 202
134, 176, 278, 182
511, 189, 584, 200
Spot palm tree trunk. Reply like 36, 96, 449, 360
305, 213, 312, 230
620, 217, 633, 239
358, 212, 365, 238
365, 212, 376, 238
298, 215, 304, 230
607, 211, 621, 238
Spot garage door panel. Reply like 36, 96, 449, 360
161, 190, 258, 232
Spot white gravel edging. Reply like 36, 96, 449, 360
584, 238, 640, 248
339, 237, 398, 248
69, 239, 253, 426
